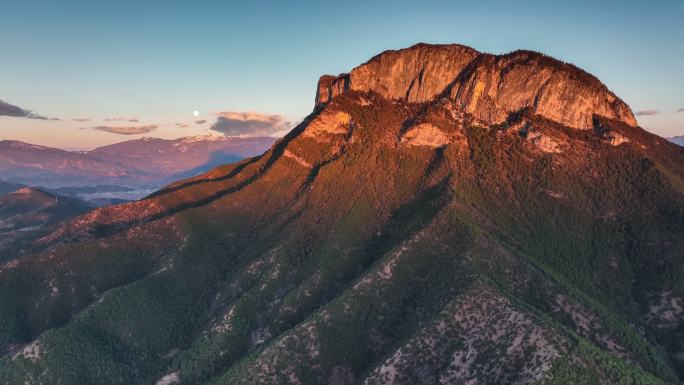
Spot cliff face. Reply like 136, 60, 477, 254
316, 44, 637, 129
315, 44, 478, 105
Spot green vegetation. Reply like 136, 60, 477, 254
540, 341, 667, 385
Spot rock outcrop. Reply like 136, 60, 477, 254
315, 44, 478, 106
401, 123, 451, 148
316, 43, 637, 129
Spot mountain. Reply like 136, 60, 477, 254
1, 43, 683, 385
0, 141, 131, 185
0, 181, 25, 195
91, 135, 276, 180
0, 135, 275, 198
0, 187, 93, 261
669, 135, 684, 147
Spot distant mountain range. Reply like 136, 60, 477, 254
669, 135, 684, 146
0, 135, 275, 201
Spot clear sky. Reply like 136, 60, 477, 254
0, 0, 682, 149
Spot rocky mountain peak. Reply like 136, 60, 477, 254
315, 43, 478, 106
316, 43, 637, 129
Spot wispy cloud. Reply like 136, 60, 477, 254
0, 99, 48, 119
175, 122, 189, 128
635, 109, 659, 116
678, 107, 684, 113
91, 124, 157, 135
209, 111, 291, 137
73, 118, 91, 122
104, 117, 139, 123
195, 119, 207, 125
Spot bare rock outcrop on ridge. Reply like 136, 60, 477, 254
316, 43, 637, 129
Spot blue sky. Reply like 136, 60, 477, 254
0, 0, 682, 149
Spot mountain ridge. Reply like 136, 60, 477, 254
0, 135, 275, 193
316, 43, 636, 129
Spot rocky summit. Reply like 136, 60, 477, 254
0, 44, 683, 385
316, 44, 636, 129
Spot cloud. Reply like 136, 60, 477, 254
0, 99, 48, 119
678, 107, 684, 113
209, 111, 291, 137
175, 122, 189, 128
635, 110, 659, 116
195, 119, 207, 125
104, 117, 139, 122
91, 124, 157, 135
73, 118, 91, 122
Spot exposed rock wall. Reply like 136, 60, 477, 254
316, 44, 637, 129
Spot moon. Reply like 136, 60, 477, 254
193, 110, 199, 117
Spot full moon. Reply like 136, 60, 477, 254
193, 110, 199, 117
